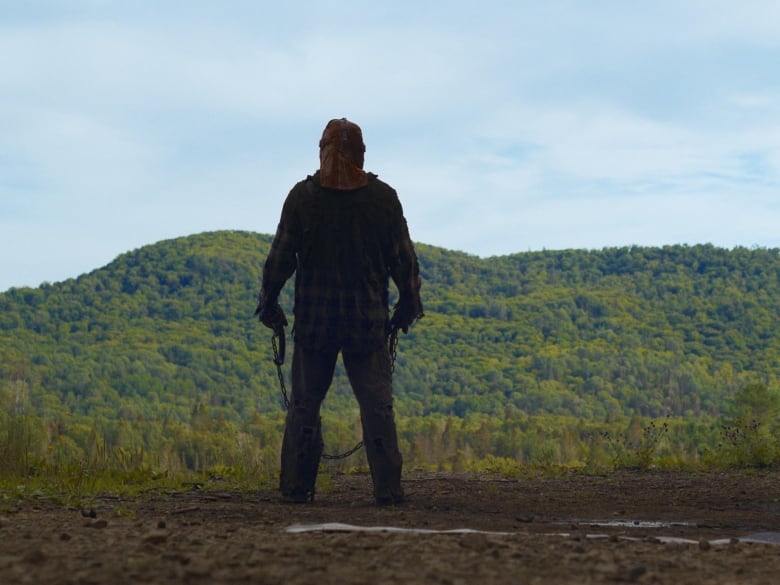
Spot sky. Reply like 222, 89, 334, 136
2, 1, 780, 292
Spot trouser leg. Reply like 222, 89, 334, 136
279, 344, 338, 500
342, 348, 404, 504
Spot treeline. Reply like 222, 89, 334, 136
1, 231, 778, 430
2, 231, 780, 478
4, 381, 779, 481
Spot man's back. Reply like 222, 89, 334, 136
272, 171, 414, 351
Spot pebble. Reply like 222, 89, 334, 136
458, 533, 490, 553
184, 559, 212, 578
143, 531, 169, 545
22, 548, 47, 565
627, 565, 647, 581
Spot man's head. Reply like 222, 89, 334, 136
319, 118, 368, 190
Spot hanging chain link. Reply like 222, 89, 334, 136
271, 331, 289, 409
387, 325, 399, 374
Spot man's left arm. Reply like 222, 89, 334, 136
388, 205, 423, 333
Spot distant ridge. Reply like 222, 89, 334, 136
1, 230, 778, 424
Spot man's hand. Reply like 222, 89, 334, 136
390, 303, 418, 334
259, 303, 288, 331
255, 293, 288, 331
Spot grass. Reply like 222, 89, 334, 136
0, 431, 277, 506
2, 410, 779, 504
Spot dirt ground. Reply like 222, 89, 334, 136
2, 469, 780, 585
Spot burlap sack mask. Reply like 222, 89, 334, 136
319, 118, 369, 190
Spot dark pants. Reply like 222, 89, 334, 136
279, 343, 404, 503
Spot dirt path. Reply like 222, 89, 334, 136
2, 470, 780, 584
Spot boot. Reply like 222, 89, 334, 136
279, 418, 323, 502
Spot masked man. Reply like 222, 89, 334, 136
255, 118, 423, 505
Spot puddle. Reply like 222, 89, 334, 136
287, 522, 512, 535
553, 533, 703, 544
287, 522, 780, 546
738, 532, 780, 544
572, 520, 694, 529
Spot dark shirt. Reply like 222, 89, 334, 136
261, 171, 422, 351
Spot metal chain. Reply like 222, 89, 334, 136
321, 440, 365, 460
271, 332, 289, 409
388, 325, 399, 374
271, 327, 399, 461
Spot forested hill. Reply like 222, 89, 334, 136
1, 231, 778, 425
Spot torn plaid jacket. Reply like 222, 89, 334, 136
259, 171, 422, 351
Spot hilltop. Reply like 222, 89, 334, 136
1, 231, 777, 427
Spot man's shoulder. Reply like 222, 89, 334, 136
366, 173, 398, 197
286, 173, 318, 200
297, 173, 318, 190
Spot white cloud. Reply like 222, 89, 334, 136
2, 1, 780, 291
686, 0, 780, 46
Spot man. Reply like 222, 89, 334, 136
255, 118, 423, 505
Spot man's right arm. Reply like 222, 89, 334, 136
256, 192, 300, 327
